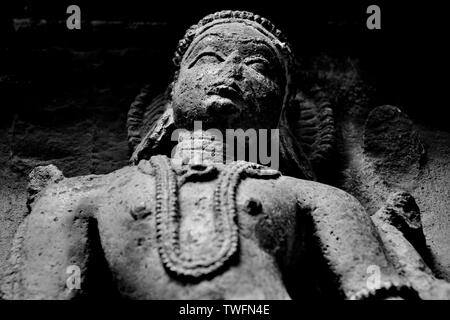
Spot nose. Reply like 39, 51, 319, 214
217, 50, 243, 80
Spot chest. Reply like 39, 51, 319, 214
98, 160, 298, 282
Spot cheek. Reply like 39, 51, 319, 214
173, 74, 201, 110
242, 71, 283, 109
174, 67, 217, 100
172, 67, 220, 126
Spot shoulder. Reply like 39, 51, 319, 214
276, 175, 359, 205
28, 161, 157, 222
26, 164, 147, 218
29, 164, 148, 201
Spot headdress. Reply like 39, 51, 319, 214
127, 10, 334, 180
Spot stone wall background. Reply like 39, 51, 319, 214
1, 1, 449, 284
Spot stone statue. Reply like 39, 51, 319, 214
2, 10, 449, 300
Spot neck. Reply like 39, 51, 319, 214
172, 131, 231, 166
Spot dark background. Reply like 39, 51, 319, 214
1, 0, 450, 288
1, 0, 448, 129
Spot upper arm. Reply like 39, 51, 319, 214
284, 177, 400, 298
2, 177, 103, 299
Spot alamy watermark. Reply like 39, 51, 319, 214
170, 121, 280, 170
366, 264, 381, 290
64, 5, 382, 32
66, 265, 81, 290
366, 5, 381, 30
66, 5, 81, 30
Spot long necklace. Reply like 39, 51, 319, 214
149, 155, 280, 279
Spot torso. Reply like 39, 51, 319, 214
93, 156, 298, 299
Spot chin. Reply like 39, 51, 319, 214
174, 98, 242, 131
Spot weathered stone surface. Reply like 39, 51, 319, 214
0, 128, 28, 282
1, 10, 449, 300
27, 164, 64, 209
372, 194, 450, 299
0, 151, 414, 299
337, 98, 450, 281
373, 191, 427, 257
363, 105, 425, 175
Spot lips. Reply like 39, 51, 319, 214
208, 83, 242, 101
204, 82, 243, 115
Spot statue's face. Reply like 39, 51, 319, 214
172, 22, 285, 131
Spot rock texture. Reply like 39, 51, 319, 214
372, 192, 450, 299
300, 57, 450, 282
1, 7, 449, 298
363, 105, 425, 178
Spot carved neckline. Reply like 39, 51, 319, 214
149, 155, 280, 279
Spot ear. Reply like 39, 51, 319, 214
289, 89, 335, 176
127, 85, 175, 164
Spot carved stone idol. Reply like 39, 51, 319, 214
2, 10, 449, 300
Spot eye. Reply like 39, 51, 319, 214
244, 56, 271, 75
188, 51, 223, 68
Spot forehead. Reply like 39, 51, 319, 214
184, 22, 279, 59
